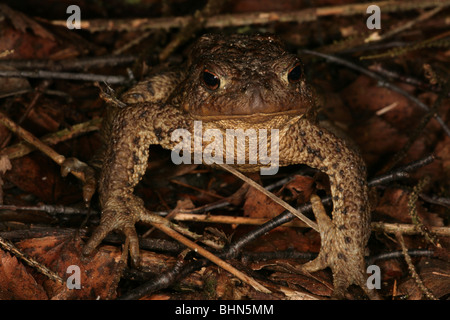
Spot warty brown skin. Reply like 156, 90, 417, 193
83, 34, 377, 299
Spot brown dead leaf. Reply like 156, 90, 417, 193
0, 4, 54, 40
16, 235, 123, 300
6, 154, 81, 204
283, 175, 315, 203
246, 225, 319, 255
375, 188, 413, 223
378, 259, 403, 280
341, 75, 434, 167
0, 21, 57, 60
343, 76, 423, 131
375, 188, 444, 227
241, 175, 319, 256
243, 186, 285, 219
351, 117, 408, 165
243, 175, 314, 219
0, 249, 48, 299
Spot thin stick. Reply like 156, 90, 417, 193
371, 222, 450, 237
158, 0, 227, 61
0, 117, 101, 160
170, 179, 224, 199
173, 212, 308, 228
48, 1, 450, 32
0, 112, 87, 184
151, 221, 271, 293
0, 236, 63, 284
0, 70, 129, 84
218, 163, 318, 231
0, 55, 135, 71
173, 213, 450, 237
369, 5, 445, 42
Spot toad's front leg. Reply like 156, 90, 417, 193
281, 117, 378, 299
82, 103, 173, 266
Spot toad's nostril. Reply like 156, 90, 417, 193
244, 86, 269, 113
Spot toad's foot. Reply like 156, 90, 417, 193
82, 194, 162, 266
298, 195, 380, 299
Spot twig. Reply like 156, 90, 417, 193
419, 193, 450, 208
0, 112, 90, 185
158, 0, 228, 62
170, 179, 224, 199
118, 252, 204, 300
321, 5, 448, 54
176, 199, 231, 214
395, 232, 437, 300
0, 227, 186, 253
218, 163, 319, 232
383, 154, 435, 175
48, 1, 450, 32
0, 235, 63, 284
113, 31, 153, 56
0, 117, 101, 160
0, 55, 136, 71
0, 69, 130, 84
151, 221, 271, 293
173, 213, 450, 237
371, 222, 450, 237
369, 64, 449, 97
18, 81, 51, 125
367, 5, 446, 42
300, 50, 450, 137
361, 30, 450, 60
173, 212, 308, 228
4, 202, 447, 238
0, 204, 93, 215
366, 249, 434, 265
0, 80, 50, 149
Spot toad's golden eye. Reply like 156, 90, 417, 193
288, 63, 302, 83
202, 69, 220, 90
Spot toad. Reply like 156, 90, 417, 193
82, 34, 376, 298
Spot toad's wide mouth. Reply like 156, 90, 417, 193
188, 109, 306, 122
186, 108, 307, 122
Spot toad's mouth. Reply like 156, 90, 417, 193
188, 108, 306, 122
182, 87, 314, 120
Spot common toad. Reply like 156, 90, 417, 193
83, 34, 377, 298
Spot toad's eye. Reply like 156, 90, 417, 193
202, 69, 220, 90
288, 63, 302, 83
